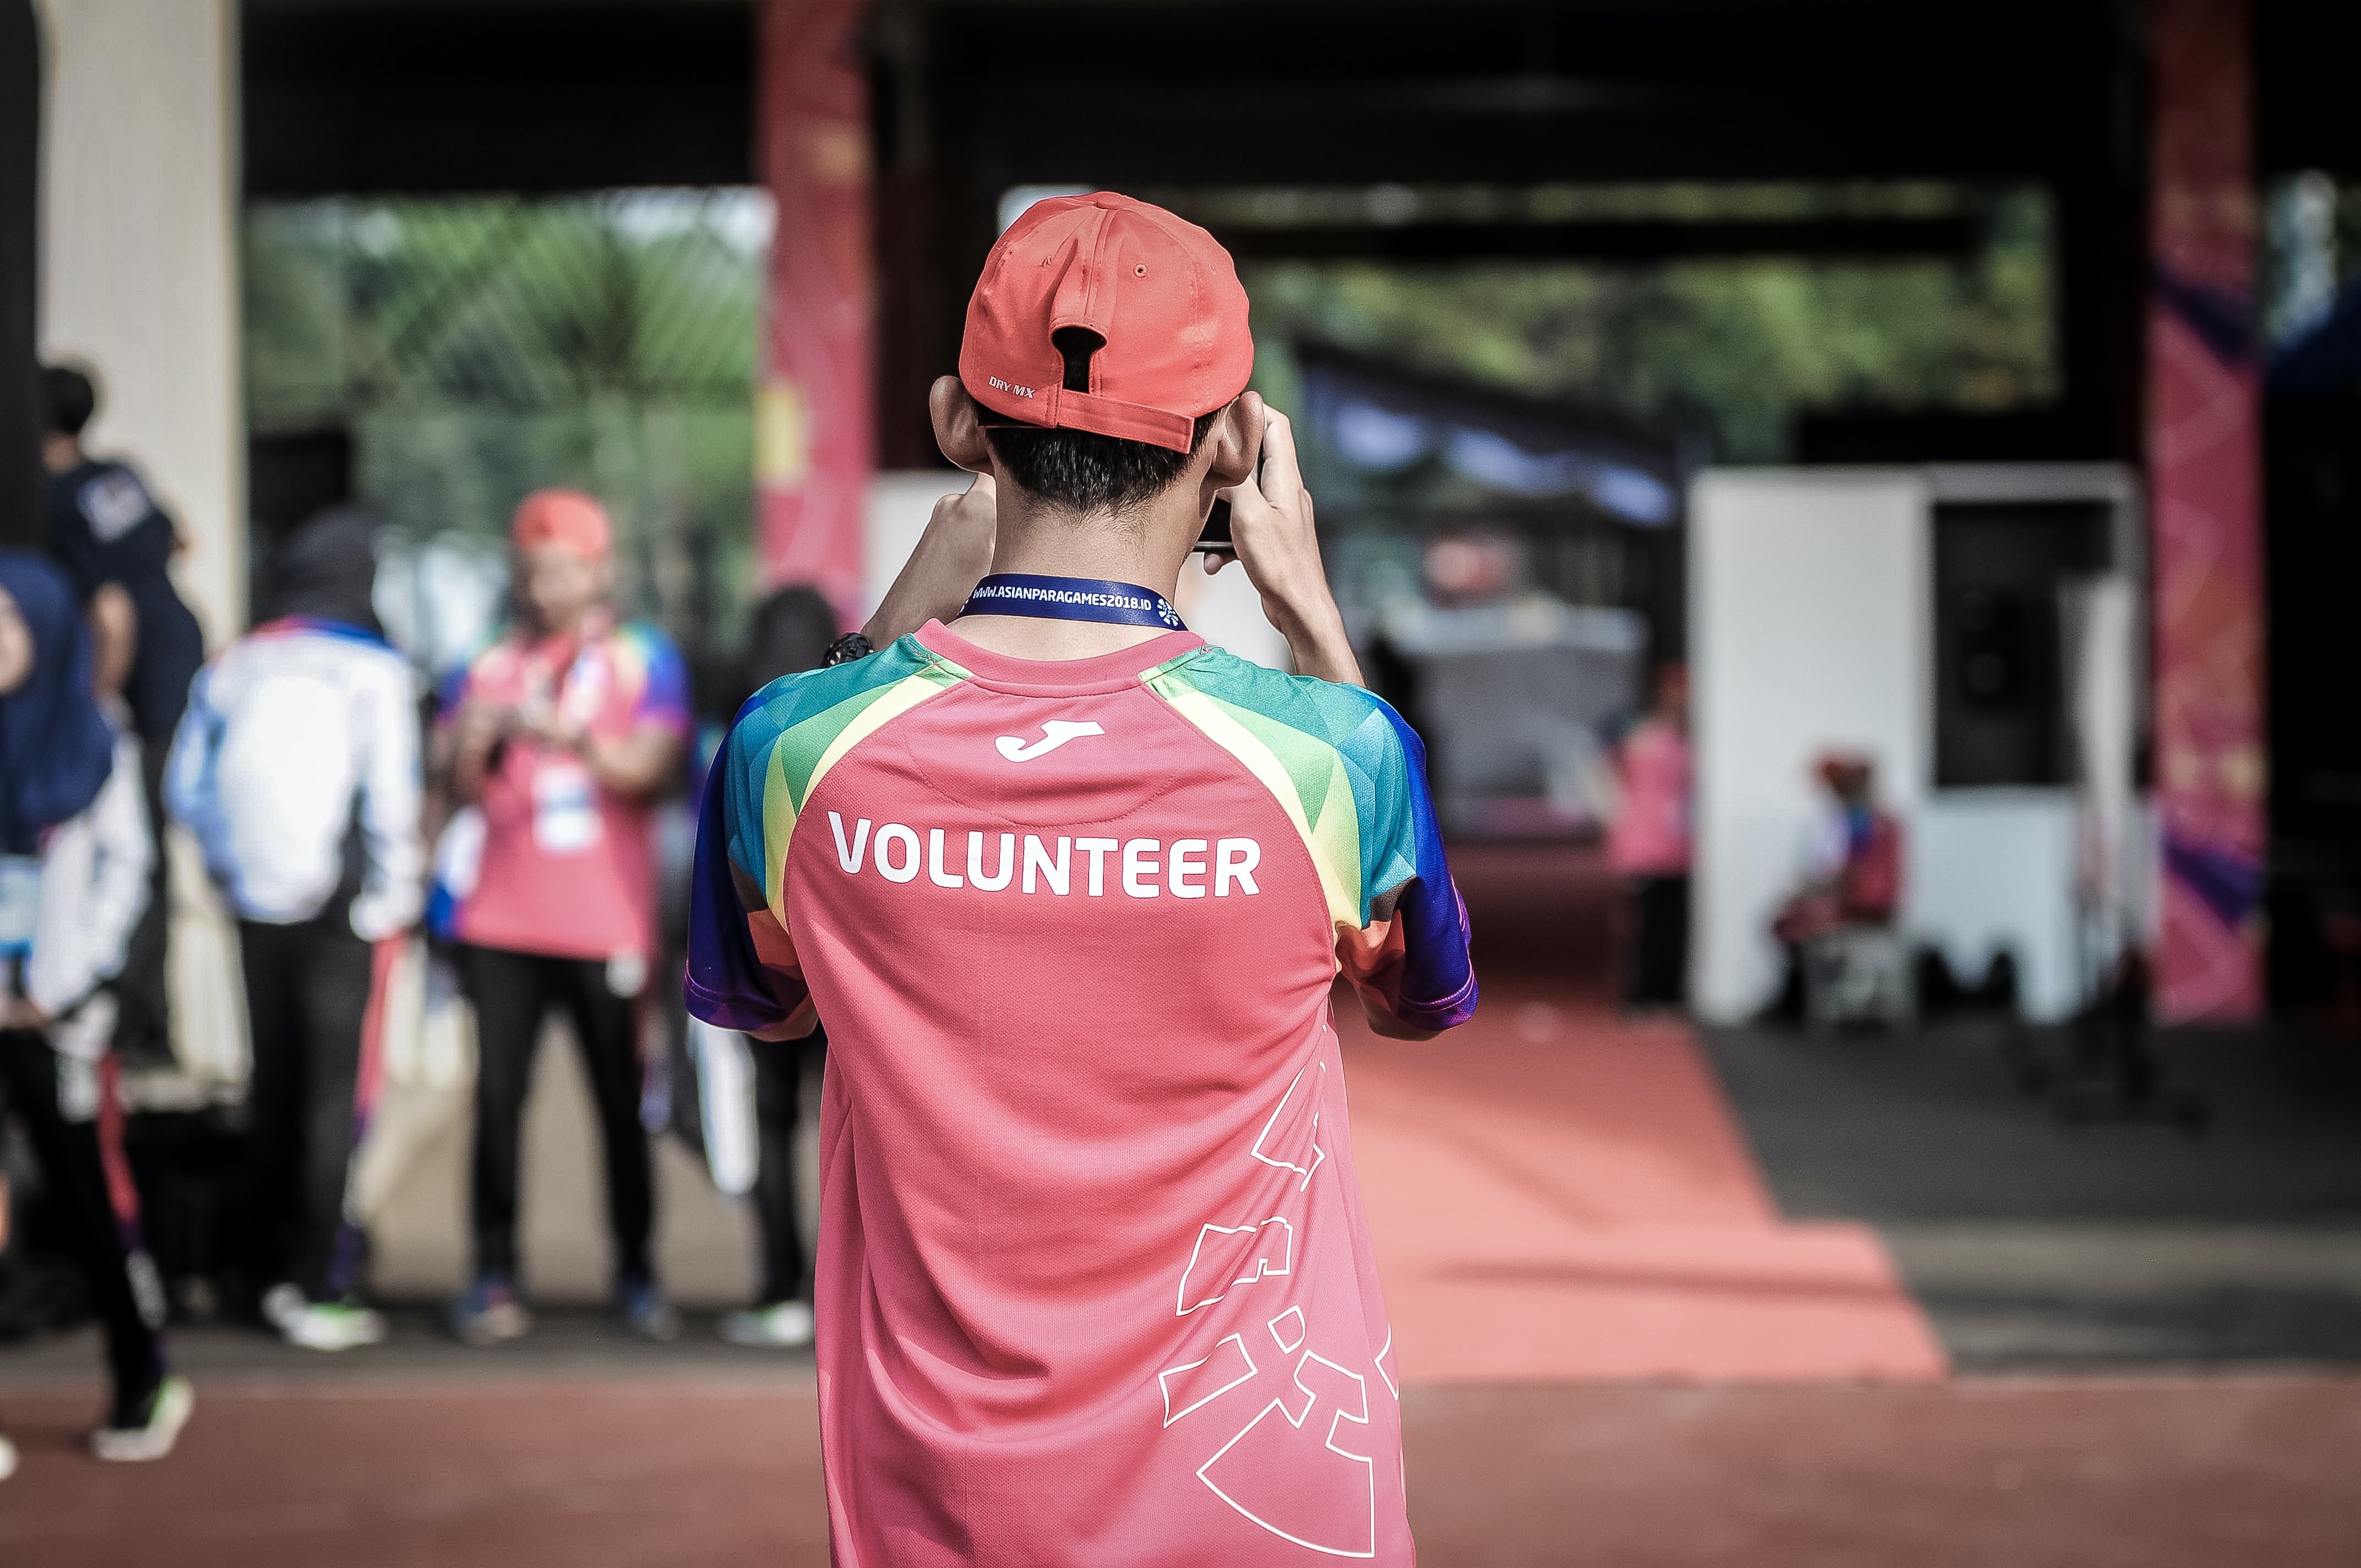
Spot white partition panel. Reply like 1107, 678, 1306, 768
1690, 470, 1930, 1020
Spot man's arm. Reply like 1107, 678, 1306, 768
444, 699, 505, 805
1334, 704, 1479, 1041
350, 658, 426, 940
1361, 994, 1441, 1042
88, 582, 136, 701
861, 472, 998, 648
556, 722, 683, 802
683, 723, 817, 1041
1201, 401, 1363, 687
162, 666, 235, 890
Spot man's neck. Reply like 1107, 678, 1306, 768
949, 488, 1195, 661
527, 607, 595, 645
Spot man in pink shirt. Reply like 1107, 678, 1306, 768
441, 490, 691, 1344
689, 194, 1477, 1564
1609, 662, 1693, 1007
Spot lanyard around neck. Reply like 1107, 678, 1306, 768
959, 574, 1185, 630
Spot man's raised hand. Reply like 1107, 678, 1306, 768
1205, 398, 1364, 687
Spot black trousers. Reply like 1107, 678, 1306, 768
0, 1030, 165, 1422
460, 945, 654, 1287
238, 915, 376, 1299
749, 1034, 814, 1307
1624, 874, 1691, 1007
110, 740, 175, 1068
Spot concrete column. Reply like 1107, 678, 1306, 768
37, 0, 242, 644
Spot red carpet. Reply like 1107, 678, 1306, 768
1340, 844, 1947, 1384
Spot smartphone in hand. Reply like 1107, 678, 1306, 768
1193, 442, 1264, 553
1193, 496, 1234, 554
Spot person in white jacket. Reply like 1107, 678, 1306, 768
0, 553, 189, 1475
167, 508, 423, 1352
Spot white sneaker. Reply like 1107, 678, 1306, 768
263, 1283, 387, 1352
91, 1375, 193, 1463
260, 1282, 306, 1336
0, 1432, 18, 1480
288, 1300, 388, 1352
720, 1300, 815, 1348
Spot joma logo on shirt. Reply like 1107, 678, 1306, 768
826, 812, 1259, 897
995, 720, 1103, 762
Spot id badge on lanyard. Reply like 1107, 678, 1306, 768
532, 760, 602, 854
527, 634, 612, 855
0, 854, 39, 961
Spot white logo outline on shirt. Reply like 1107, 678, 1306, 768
1160, 1332, 1259, 1427
1194, 1338, 1379, 1559
1177, 1217, 1295, 1316
1154, 1058, 1391, 1558
1250, 1062, 1328, 1192
994, 720, 1105, 762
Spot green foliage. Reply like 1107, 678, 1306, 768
242, 192, 769, 651
1244, 187, 2055, 463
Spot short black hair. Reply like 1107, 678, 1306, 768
983, 412, 1216, 515
42, 364, 96, 438
980, 324, 1219, 514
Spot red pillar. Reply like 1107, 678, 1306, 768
2146, 0, 2265, 1021
757, 0, 871, 621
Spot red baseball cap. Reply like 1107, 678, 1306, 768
959, 192, 1253, 453
510, 488, 612, 558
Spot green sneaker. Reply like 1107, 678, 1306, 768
91, 1375, 193, 1463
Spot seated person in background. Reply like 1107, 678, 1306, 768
1765, 752, 1903, 1021
1773, 752, 1902, 944
0, 553, 189, 1472
167, 508, 422, 1352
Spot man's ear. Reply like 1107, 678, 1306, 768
931, 377, 996, 475
1203, 392, 1265, 494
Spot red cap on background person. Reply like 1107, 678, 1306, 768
510, 488, 613, 558
959, 193, 1254, 453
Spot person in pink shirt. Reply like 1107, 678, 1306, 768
1609, 662, 1693, 1007
688, 194, 1477, 1566
439, 489, 690, 1345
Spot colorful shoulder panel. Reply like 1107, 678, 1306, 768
611, 618, 693, 737
684, 636, 969, 1033
1144, 646, 1477, 1031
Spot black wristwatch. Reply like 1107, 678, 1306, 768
823, 631, 875, 667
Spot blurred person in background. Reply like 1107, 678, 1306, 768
713, 584, 836, 1350
1765, 750, 1905, 1016
167, 508, 421, 1352
1609, 662, 1692, 1008
41, 363, 205, 1070
0, 553, 189, 1472
438, 489, 689, 1346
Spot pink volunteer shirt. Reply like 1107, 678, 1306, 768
688, 623, 1477, 1565
1608, 717, 1693, 878
445, 616, 690, 962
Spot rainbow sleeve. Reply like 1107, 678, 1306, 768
1145, 649, 1477, 1032
684, 639, 967, 1032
